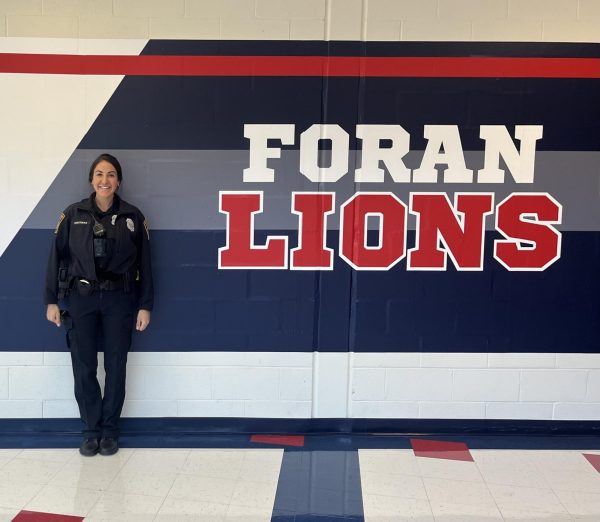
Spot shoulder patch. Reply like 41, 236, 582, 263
54, 213, 65, 234
143, 219, 150, 240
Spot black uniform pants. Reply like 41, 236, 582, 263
67, 287, 136, 439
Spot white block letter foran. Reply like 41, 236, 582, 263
243, 124, 295, 182
413, 125, 473, 183
494, 193, 562, 271
478, 125, 543, 183
219, 192, 288, 269
300, 124, 349, 183
355, 124, 411, 183
339, 193, 407, 270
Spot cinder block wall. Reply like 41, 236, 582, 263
0, 0, 599, 423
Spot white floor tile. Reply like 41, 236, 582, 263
50, 460, 123, 491
360, 470, 427, 499
473, 449, 549, 489
121, 449, 190, 475
0, 507, 20, 522
359, 449, 421, 477
362, 494, 434, 521
542, 468, 600, 494
155, 496, 228, 520
24, 484, 101, 516
501, 508, 577, 521
84, 491, 164, 521
553, 489, 600, 516
488, 482, 568, 514
417, 456, 484, 483
181, 449, 245, 479
16, 449, 76, 463
0, 458, 64, 485
108, 468, 177, 497
167, 473, 237, 504
423, 476, 497, 508
226, 503, 273, 521
0, 479, 44, 510
429, 501, 503, 521
229, 479, 278, 510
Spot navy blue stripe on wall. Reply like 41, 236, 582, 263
3, 229, 599, 352
142, 40, 600, 58
77, 75, 600, 151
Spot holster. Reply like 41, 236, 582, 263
57, 263, 70, 300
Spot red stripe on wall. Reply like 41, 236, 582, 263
0, 54, 599, 78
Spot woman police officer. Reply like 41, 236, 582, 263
44, 153, 153, 456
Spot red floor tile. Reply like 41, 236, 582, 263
250, 434, 305, 447
583, 453, 600, 473
410, 438, 474, 462
12, 512, 84, 522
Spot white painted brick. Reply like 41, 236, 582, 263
353, 353, 420, 368
421, 353, 487, 368
365, 19, 401, 41
244, 400, 312, 418
401, 18, 472, 40
129, 352, 311, 368
554, 403, 600, 420
178, 400, 245, 417
279, 368, 312, 401
0, 400, 42, 418
557, 353, 600, 369
313, 353, 349, 417
220, 17, 290, 39
579, 0, 600, 20
6, 15, 78, 37
150, 17, 219, 39
488, 353, 556, 369
290, 19, 325, 40
0, 352, 43, 366
385, 369, 453, 401
42, 0, 112, 16
0, 369, 8, 399
419, 402, 486, 419
520, 370, 587, 402
122, 400, 178, 417
352, 401, 419, 418
508, 0, 578, 19
367, 0, 437, 20
114, 0, 184, 17
453, 370, 520, 401
256, 0, 326, 19
43, 352, 71, 366
542, 20, 600, 42
9, 366, 73, 400
439, 0, 508, 19
585, 370, 600, 402
185, 0, 255, 19
79, 15, 149, 38
0, 0, 41, 15
472, 18, 543, 40
43, 400, 79, 418
352, 369, 385, 400
327, 0, 362, 40
213, 367, 278, 400
127, 366, 211, 400
485, 402, 553, 420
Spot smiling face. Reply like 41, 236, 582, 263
91, 160, 119, 201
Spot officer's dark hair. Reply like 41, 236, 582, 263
88, 153, 123, 184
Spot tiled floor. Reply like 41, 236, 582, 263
0, 436, 599, 521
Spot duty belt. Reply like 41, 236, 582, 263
79, 278, 124, 291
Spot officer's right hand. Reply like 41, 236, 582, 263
46, 304, 61, 327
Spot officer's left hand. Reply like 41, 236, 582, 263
136, 309, 151, 331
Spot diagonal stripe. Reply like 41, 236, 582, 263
251, 435, 306, 447
411, 438, 474, 462
271, 451, 364, 520
1, 54, 599, 78
583, 453, 600, 473
13, 511, 84, 522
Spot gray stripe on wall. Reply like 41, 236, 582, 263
25, 149, 600, 231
